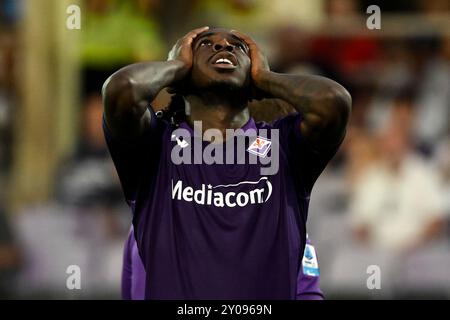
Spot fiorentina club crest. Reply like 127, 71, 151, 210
247, 136, 272, 158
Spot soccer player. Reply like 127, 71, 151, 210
103, 27, 351, 299
121, 226, 324, 300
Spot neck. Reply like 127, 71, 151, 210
184, 90, 250, 135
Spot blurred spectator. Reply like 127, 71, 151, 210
0, 0, 22, 27
14, 94, 128, 297
343, 125, 377, 186
0, 206, 21, 298
365, 41, 416, 134
419, 0, 450, 17
0, 29, 15, 186
82, 0, 165, 69
270, 25, 319, 75
325, 0, 360, 19
310, 0, 382, 86
434, 138, 450, 225
55, 94, 122, 210
348, 95, 447, 252
12, 93, 129, 298
412, 36, 450, 153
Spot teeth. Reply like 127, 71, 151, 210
215, 58, 233, 65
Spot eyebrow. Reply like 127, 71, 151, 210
194, 32, 248, 50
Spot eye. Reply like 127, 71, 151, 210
235, 43, 246, 52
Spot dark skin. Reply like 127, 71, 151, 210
103, 27, 351, 148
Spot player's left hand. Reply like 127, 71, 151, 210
230, 30, 270, 84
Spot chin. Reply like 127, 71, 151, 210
188, 70, 251, 98
209, 78, 244, 90
190, 76, 244, 92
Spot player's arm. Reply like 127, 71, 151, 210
232, 31, 351, 150
102, 26, 209, 140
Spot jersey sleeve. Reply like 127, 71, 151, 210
272, 113, 344, 195
296, 237, 324, 300
296, 270, 324, 300
103, 107, 166, 206
121, 227, 134, 300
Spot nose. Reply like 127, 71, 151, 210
213, 39, 234, 52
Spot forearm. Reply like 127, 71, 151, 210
255, 71, 349, 116
254, 70, 351, 146
102, 60, 187, 137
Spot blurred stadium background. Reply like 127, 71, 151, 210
0, 0, 449, 299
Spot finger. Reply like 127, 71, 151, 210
231, 31, 260, 55
191, 26, 210, 36
180, 26, 209, 48
167, 42, 181, 60
169, 42, 178, 53
185, 26, 209, 40
230, 30, 256, 46
170, 38, 183, 51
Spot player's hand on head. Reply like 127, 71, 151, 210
231, 30, 270, 83
167, 26, 209, 70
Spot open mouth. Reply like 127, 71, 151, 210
211, 53, 237, 70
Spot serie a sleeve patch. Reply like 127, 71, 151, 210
302, 243, 320, 277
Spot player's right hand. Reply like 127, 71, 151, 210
167, 26, 209, 71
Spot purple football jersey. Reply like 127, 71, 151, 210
105, 109, 336, 299
121, 226, 146, 300
122, 226, 324, 300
